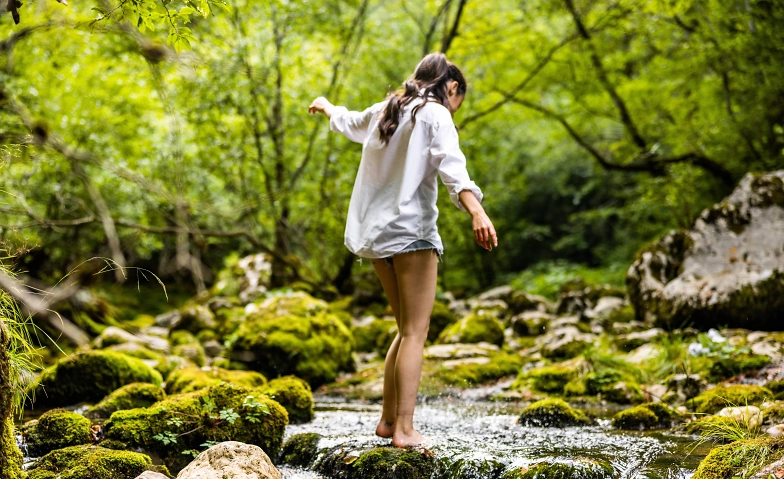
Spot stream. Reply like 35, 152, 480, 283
279, 398, 711, 479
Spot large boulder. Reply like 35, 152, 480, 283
228, 292, 354, 387
104, 384, 288, 473
31, 351, 163, 407
26, 445, 163, 479
627, 171, 784, 330
177, 441, 282, 479
24, 409, 92, 456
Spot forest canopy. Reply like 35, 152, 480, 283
1, 0, 782, 296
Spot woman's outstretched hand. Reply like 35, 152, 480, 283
472, 210, 498, 251
308, 96, 335, 118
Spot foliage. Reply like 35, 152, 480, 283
508, 261, 626, 299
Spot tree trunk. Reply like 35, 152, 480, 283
0, 320, 25, 479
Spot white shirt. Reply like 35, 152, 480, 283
329, 92, 483, 259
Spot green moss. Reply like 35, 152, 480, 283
169, 330, 197, 347
606, 305, 635, 324
166, 367, 267, 394
1, 417, 24, 479
429, 301, 457, 342
104, 383, 287, 473
171, 305, 216, 334
689, 385, 773, 414
195, 329, 217, 343
436, 313, 504, 347
708, 354, 770, 382
279, 432, 321, 467
258, 375, 314, 424
692, 436, 784, 479
679, 415, 738, 435
763, 401, 784, 425
315, 446, 436, 479
86, 383, 166, 419
154, 355, 193, 380
171, 343, 206, 367
765, 380, 784, 400
25, 408, 92, 455
519, 364, 576, 393
563, 377, 588, 396
351, 318, 397, 355
31, 351, 163, 408
228, 309, 354, 387
502, 460, 615, 479
27, 445, 156, 479
612, 403, 680, 430
433, 353, 523, 388
106, 344, 164, 361
440, 456, 505, 479
518, 398, 591, 427
584, 370, 643, 404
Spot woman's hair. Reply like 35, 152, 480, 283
377, 52, 467, 144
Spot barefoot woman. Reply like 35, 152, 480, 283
308, 53, 497, 447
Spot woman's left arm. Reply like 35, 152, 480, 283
309, 96, 383, 144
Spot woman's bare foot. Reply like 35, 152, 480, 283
375, 418, 395, 438
391, 429, 426, 447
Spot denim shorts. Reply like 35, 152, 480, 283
381, 239, 442, 266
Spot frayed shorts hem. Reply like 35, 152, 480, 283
356, 239, 443, 266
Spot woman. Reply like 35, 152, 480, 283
308, 53, 497, 447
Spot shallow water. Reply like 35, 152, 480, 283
279, 398, 711, 479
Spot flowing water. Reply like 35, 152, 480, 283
279, 398, 711, 479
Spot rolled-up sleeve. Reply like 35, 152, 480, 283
428, 117, 483, 212
329, 101, 385, 144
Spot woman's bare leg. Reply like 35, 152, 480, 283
371, 258, 403, 438
390, 249, 438, 447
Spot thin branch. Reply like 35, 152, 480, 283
440, 0, 467, 54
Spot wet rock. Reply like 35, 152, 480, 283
134, 472, 169, 479
582, 370, 643, 404
279, 432, 321, 468
155, 310, 180, 328
258, 375, 314, 424
424, 342, 500, 359
510, 311, 553, 336
86, 383, 166, 419
27, 445, 160, 479
24, 409, 92, 456
441, 455, 505, 479
644, 383, 669, 402
31, 351, 163, 408
518, 398, 591, 427
612, 403, 682, 430
436, 313, 505, 347
166, 367, 267, 394
203, 339, 224, 357
584, 296, 625, 321
315, 444, 436, 479
715, 406, 763, 429
625, 343, 662, 365
627, 170, 784, 330
467, 298, 509, 319
750, 457, 784, 479
177, 441, 281, 479
502, 459, 615, 479
507, 290, 553, 314
767, 425, 784, 438
104, 384, 287, 474
615, 328, 664, 352
762, 401, 784, 425
536, 326, 595, 360
689, 384, 773, 413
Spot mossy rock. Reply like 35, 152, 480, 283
106, 343, 164, 361
166, 366, 267, 395
25, 409, 92, 456
678, 415, 738, 436
436, 313, 504, 347
171, 304, 217, 333
433, 353, 524, 388
584, 370, 643, 404
104, 383, 287, 473
429, 300, 457, 342
279, 432, 321, 468
26, 445, 159, 479
228, 309, 354, 387
612, 403, 681, 430
688, 385, 773, 414
519, 364, 577, 394
86, 383, 166, 419
315, 445, 436, 479
692, 436, 784, 479
351, 318, 397, 355
258, 375, 314, 424
518, 398, 591, 427
250, 290, 330, 318
502, 459, 615, 479
154, 355, 194, 380
31, 351, 163, 408
171, 343, 206, 367
763, 401, 784, 425
708, 354, 771, 382
765, 380, 784, 400
169, 330, 198, 347
439, 456, 505, 479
